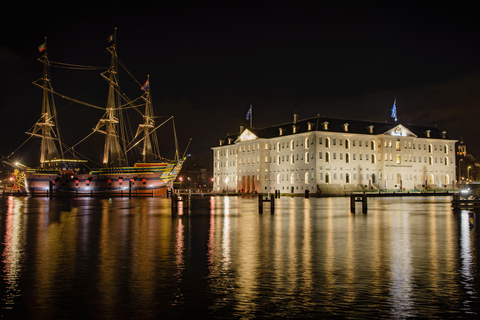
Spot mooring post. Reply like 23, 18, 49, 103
350, 194, 355, 213
362, 194, 368, 213
258, 194, 263, 213
270, 193, 275, 213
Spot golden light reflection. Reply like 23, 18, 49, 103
2, 197, 24, 309
389, 207, 413, 318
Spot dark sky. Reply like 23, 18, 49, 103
1, 1, 480, 167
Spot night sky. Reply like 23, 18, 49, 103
1, 1, 480, 168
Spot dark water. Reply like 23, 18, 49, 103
0, 195, 479, 319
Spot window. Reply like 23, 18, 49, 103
326, 152, 330, 163
371, 140, 375, 151
325, 138, 330, 148
305, 173, 309, 184
325, 173, 330, 183
396, 140, 401, 151
429, 156, 433, 166
346, 153, 350, 164
396, 155, 401, 164
429, 144, 432, 153
290, 140, 294, 150
319, 151, 323, 159
305, 152, 309, 164
345, 139, 350, 149
305, 138, 309, 149
371, 154, 376, 164
346, 173, 350, 183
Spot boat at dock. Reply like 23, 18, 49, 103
4, 31, 185, 196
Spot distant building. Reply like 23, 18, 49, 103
457, 137, 480, 182
212, 114, 457, 195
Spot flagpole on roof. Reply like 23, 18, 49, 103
250, 104, 252, 128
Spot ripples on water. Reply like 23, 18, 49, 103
0, 195, 479, 319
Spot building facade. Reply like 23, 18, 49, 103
212, 115, 457, 195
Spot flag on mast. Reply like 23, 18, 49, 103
141, 79, 150, 91
245, 105, 252, 121
38, 42, 46, 53
391, 98, 397, 122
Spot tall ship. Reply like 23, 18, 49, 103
6, 32, 185, 195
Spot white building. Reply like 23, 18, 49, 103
212, 114, 457, 195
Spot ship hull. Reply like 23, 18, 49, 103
24, 161, 184, 196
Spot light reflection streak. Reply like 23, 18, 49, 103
460, 210, 474, 311
2, 197, 24, 309
389, 209, 414, 318
323, 197, 335, 311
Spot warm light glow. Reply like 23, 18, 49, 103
237, 129, 258, 142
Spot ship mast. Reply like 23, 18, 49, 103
28, 38, 63, 168
138, 75, 155, 162
95, 30, 126, 167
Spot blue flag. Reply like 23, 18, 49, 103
391, 99, 397, 121
246, 105, 252, 120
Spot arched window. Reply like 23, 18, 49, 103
325, 152, 330, 163
346, 153, 350, 164
325, 137, 330, 148
371, 154, 376, 164
291, 173, 295, 184
305, 137, 310, 149
345, 139, 350, 149
305, 152, 309, 163
325, 173, 330, 183
371, 140, 375, 151
429, 144, 432, 153
305, 172, 309, 184
346, 173, 350, 183
429, 156, 433, 166
290, 140, 294, 151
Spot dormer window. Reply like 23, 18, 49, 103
292, 125, 297, 133
343, 123, 349, 132
307, 122, 312, 131
368, 125, 374, 134
323, 121, 329, 130
219, 140, 224, 146
426, 130, 431, 138
279, 128, 284, 136
442, 131, 446, 139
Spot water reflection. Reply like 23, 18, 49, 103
1, 196, 479, 318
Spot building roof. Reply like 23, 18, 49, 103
221, 115, 453, 143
